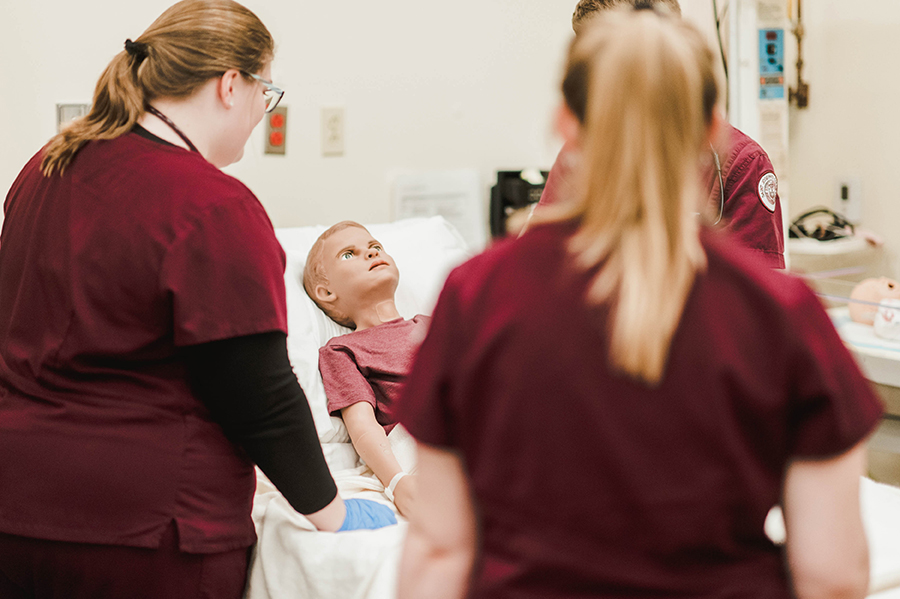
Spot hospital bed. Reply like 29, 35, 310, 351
245, 216, 470, 599
244, 217, 900, 598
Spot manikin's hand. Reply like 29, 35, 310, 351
392, 473, 419, 518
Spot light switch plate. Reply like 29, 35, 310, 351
56, 104, 90, 132
321, 107, 344, 156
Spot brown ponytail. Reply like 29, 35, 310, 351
41, 0, 275, 176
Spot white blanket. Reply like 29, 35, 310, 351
248, 471, 900, 599
864, 477, 900, 594
248, 498, 406, 599
247, 482, 406, 599
246, 426, 417, 599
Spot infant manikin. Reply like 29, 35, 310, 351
849, 277, 900, 340
849, 277, 900, 324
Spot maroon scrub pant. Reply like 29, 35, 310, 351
0, 521, 250, 599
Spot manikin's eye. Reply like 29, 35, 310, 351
372, 245, 383, 252
340, 251, 353, 260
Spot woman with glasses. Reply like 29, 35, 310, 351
0, 1, 393, 597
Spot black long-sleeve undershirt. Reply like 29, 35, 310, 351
185, 331, 338, 515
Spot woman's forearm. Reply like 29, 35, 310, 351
784, 441, 870, 599
398, 443, 477, 599
305, 493, 346, 532
186, 332, 339, 514
399, 526, 473, 599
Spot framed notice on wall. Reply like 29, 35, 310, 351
391, 169, 486, 250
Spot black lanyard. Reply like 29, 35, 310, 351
145, 105, 199, 153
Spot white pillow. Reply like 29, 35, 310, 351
275, 216, 471, 448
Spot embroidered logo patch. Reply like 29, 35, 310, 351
757, 172, 778, 212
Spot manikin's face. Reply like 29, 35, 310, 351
316, 226, 400, 308
849, 276, 900, 324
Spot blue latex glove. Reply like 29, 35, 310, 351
337, 498, 397, 532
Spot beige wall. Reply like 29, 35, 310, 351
788, 0, 900, 278
4, 1, 898, 268
678, 0, 900, 279
0, 1, 575, 239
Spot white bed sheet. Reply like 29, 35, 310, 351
247, 426, 417, 599
865, 478, 900, 594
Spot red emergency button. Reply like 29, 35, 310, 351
269, 131, 284, 147
270, 113, 285, 129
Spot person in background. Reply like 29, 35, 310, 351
0, 2, 392, 598
303, 221, 426, 518
526, 0, 785, 269
398, 7, 879, 599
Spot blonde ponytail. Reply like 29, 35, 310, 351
41, 0, 275, 176
550, 9, 718, 386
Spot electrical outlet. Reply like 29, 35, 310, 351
264, 106, 287, 155
321, 107, 344, 156
835, 178, 862, 224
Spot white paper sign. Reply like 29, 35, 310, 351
391, 169, 486, 250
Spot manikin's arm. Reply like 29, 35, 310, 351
398, 442, 477, 599
342, 401, 417, 516
783, 440, 869, 599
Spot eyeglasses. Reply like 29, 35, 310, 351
244, 72, 285, 113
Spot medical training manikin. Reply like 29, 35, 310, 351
849, 277, 900, 340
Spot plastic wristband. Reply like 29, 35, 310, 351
384, 472, 408, 502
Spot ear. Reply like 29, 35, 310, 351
315, 284, 337, 304
707, 108, 726, 149
554, 102, 581, 149
217, 69, 242, 109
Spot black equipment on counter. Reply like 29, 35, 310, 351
489, 169, 549, 238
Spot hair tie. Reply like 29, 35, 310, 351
124, 39, 149, 59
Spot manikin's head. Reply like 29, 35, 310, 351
302, 221, 400, 329
572, 0, 682, 34
849, 277, 900, 324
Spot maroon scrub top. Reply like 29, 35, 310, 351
399, 221, 881, 599
537, 123, 785, 268
0, 132, 288, 552
707, 124, 785, 269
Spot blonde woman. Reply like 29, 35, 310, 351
398, 8, 880, 599
526, 0, 785, 270
0, 1, 392, 597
